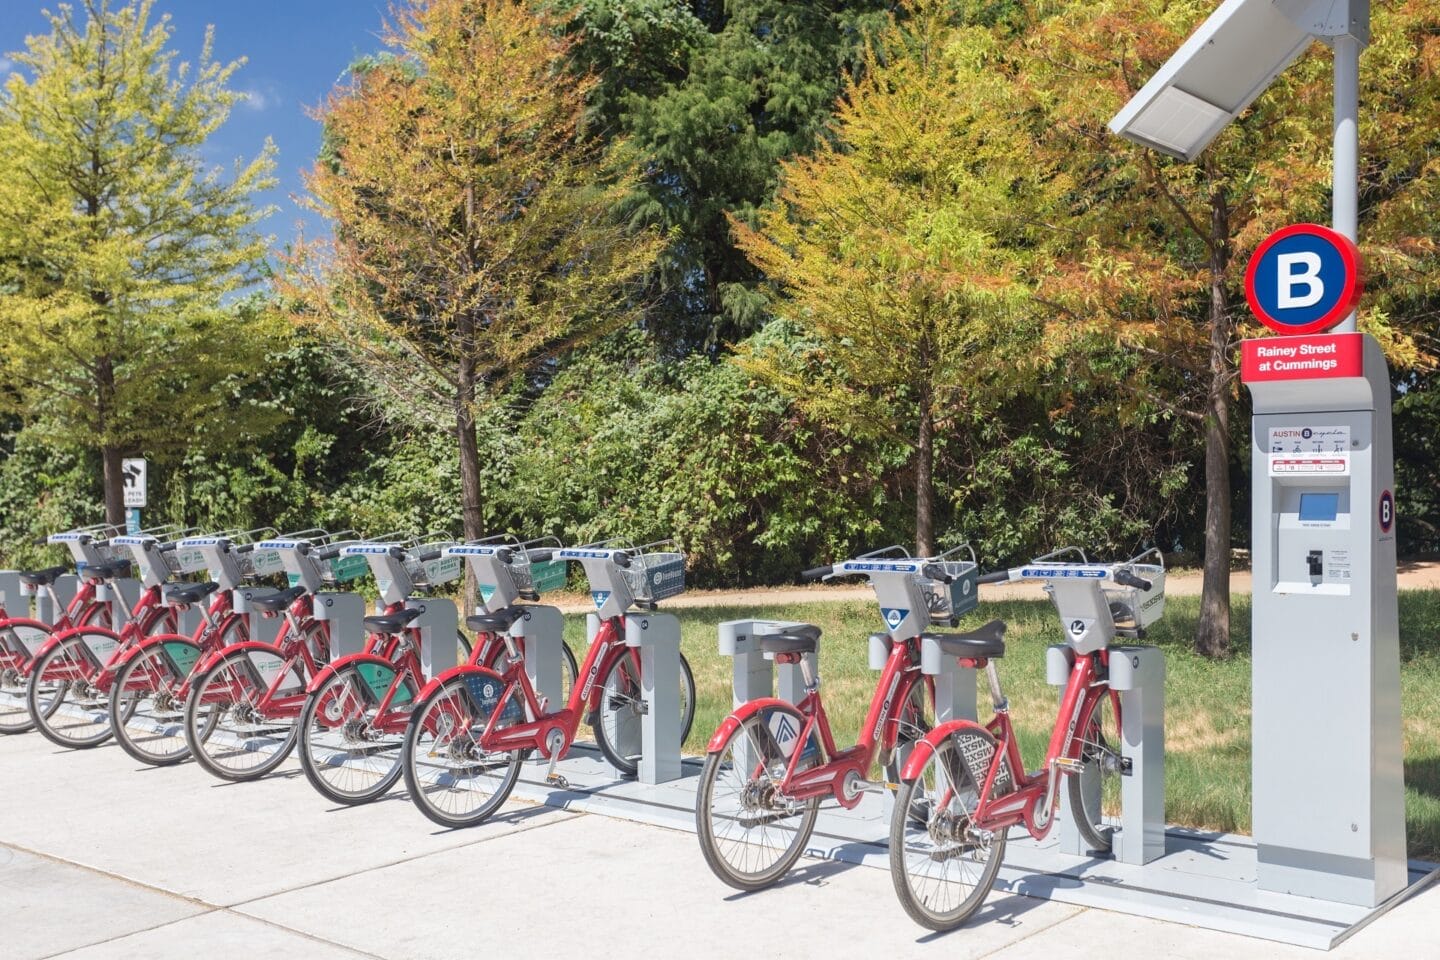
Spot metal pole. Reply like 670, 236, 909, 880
1333, 33, 1360, 333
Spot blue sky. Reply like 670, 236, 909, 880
0, 1, 396, 249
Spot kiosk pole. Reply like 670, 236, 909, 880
1333, 33, 1360, 333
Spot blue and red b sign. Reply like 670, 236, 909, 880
1245, 224, 1362, 336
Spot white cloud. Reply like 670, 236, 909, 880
0, 58, 13, 73
239, 84, 281, 112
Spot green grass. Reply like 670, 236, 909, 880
559, 590, 1440, 860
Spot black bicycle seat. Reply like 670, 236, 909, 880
363, 607, 424, 635
18, 565, 67, 587
84, 560, 132, 580
759, 623, 822, 655
165, 581, 220, 606
925, 619, 1007, 659
249, 585, 306, 614
465, 607, 526, 635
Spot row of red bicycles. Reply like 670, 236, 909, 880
0, 524, 694, 818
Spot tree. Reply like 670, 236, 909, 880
288, 0, 663, 552
1007, 0, 1435, 656
556, 0, 896, 349
731, 0, 1034, 556
0, 0, 280, 525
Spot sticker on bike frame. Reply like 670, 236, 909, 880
591, 590, 611, 611
463, 674, 524, 725
880, 608, 909, 630
1018, 567, 1108, 580
249, 651, 304, 695
354, 662, 413, 705
763, 708, 818, 762
956, 731, 1011, 794
161, 641, 201, 676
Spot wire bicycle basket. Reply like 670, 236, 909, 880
915, 544, 980, 625
1103, 547, 1166, 635
618, 539, 687, 604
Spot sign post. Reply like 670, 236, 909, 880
122, 458, 146, 532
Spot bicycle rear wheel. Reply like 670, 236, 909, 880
402, 674, 524, 828
593, 650, 695, 776
695, 707, 820, 891
889, 729, 1009, 931
298, 663, 416, 804
111, 621, 239, 766
27, 631, 119, 749
1067, 686, 1122, 854
185, 643, 313, 781
0, 622, 52, 734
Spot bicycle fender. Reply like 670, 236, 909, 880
899, 719, 994, 783
705, 697, 795, 753
305, 653, 396, 694
194, 639, 282, 677
24, 624, 122, 676
0, 617, 59, 661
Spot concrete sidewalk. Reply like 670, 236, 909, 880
2, 732, 1434, 959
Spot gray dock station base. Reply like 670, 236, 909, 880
501, 747, 1436, 951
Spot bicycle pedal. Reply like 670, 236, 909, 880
545, 773, 570, 790
1053, 757, 1085, 773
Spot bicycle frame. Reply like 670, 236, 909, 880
0, 576, 107, 671
425, 614, 631, 760
306, 602, 423, 737
902, 649, 1119, 841
24, 584, 171, 687
707, 635, 930, 809
189, 595, 327, 721
112, 591, 248, 701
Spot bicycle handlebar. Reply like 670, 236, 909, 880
416, 549, 442, 563
977, 570, 1011, 585
528, 549, 553, 563
235, 543, 255, 555
613, 552, 632, 569
315, 546, 341, 561
800, 565, 833, 582
1113, 570, 1153, 591
921, 563, 953, 584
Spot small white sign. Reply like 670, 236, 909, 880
122, 458, 148, 508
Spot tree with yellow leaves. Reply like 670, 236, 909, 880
732, 0, 1037, 557
0, 0, 278, 525
289, 0, 664, 545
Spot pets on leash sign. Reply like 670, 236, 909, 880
1244, 223, 1362, 336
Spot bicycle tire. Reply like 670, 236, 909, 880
27, 630, 120, 749
298, 662, 416, 805
695, 706, 820, 890
890, 728, 1008, 931
592, 650, 695, 776
184, 630, 321, 782
402, 674, 524, 829
1067, 686, 1122, 854
0, 620, 56, 734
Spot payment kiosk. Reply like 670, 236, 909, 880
1244, 331, 1406, 906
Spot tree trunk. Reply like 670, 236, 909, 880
915, 393, 935, 558
455, 328, 484, 616
101, 444, 124, 527
1195, 177, 1233, 658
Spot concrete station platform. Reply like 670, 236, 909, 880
4, 731, 1439, 960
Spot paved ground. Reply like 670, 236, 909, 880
547, 560, 1440, 612
3, 730, 1436, 959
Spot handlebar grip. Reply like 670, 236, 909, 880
921, 563, 954, 584
613, 552, 633, 569
495, 547, 513, 564
316, 546, 341, 561
388, 546, 407, 559
977, 570, 1010, 585
528, 549, 553, 563
235, 543, 255, 555
800, 565, 834, 582
31, 537, 46, 546
159, 543, 178, 554
417, 549, 442, 563
1114, 571, 1153, 591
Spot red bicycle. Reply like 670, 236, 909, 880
23, 526, 195, 748
888, 549, 1165, 930
694, 547, 975, 890
400, 541, 695, 829
0, 546, 124, 734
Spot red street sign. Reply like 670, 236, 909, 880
1241, 332, 1364, 382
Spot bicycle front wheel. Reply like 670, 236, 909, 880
889, 729, 1009, 931
593, 650, 695, 776
695, 708, 820, 891
0, 622, 52, 734
402, 675, 524, 829
1068, 686, 1123, 854
27, 631, 118, 749
185, 646, 310, 781
298, 663, 416, 804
